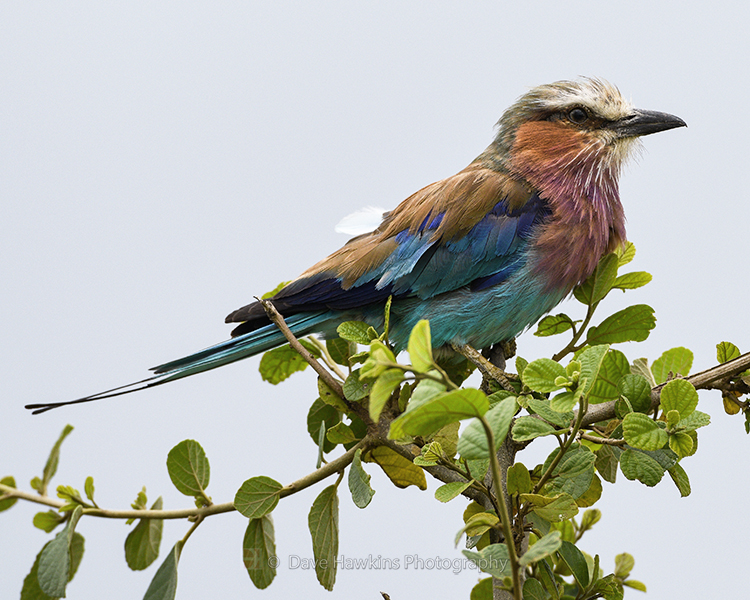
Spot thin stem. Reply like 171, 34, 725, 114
534, 396, 587, 493
308, 336, 348, 380
551, 301, 599, 363
479, 415, 522, 600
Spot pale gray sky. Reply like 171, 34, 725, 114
2, 2, 749, 599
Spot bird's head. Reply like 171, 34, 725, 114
490, 78, 686, 193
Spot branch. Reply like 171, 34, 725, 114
0, 439, 368, 521
580, 351, 750, 427
259, 299, 372, 424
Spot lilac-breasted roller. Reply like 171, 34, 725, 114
27, 78, 685, 413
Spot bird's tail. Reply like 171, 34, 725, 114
25, 311, 331, 414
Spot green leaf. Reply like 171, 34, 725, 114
558, 540, 590, 587
259, 343, 309, 384
717, 341, 741, 364
348, 449, 375, 509
435, 480, 473, 503
576, 473, 603, 507
461, 512, 500, 539
143, 541, 182, 600
534, 313, 575, 337
526, 398, 573, 428
40, 424, 74, 496
631, 357, 656, 387
125, 497, 163, 571
668, 462, 691, 497
522, 578, 547, 600
234, 476, 283, 519
21, 532, 85, 600
0, 475, 18, 512
619, 449, 665, 487
457, 397, 517, 460
550, 390, 579, 413
595, 445, 621, 483
388, 388, 489, 439
652, 347, 693, 384
589, 349, 630, 404
327, 422, 357, 444
578, 344, 610, 399
574, 253, 619, 305
617, 241, 636, 266
669, 432, 694, 458
624, 579, 647, 592
308, 485, 339, 591
618, 373, 652, 413
33, 510, 65, 533
678, 410, 710, 431
612, 271, 652, 290
342, 369, 370, 402
326, 338, 354, 366
365, 446, 427, 490
368, 368, 404, 422
660, 379, 699, 419
261, 280, 291, 299
614, 552, 635, 578
83, 476, 95, 506
506, 462, 532, 496
519, 530, 562, 566
243, 516, 276, 589
519, 493, 578, 522
580, 507, 602, 531
307, 398, 341, 454
462, 543, 512, 578
586, 304, 656, 345
408, 319, 434, 372
470, 578, 493, 600
512, 416, 557, 442
38, 505, 82, 597
336, 321, 373, 344
622, 413, 668, 450
359, 340, 397, 379
317, 377, 348, 412
523, 358, 566, 393
166, 440, 210, 499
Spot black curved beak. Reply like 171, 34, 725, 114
610, 109, 687, 138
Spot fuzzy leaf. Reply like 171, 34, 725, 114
652, 347, 693, 384
143, 541, 182, 600
612, 271, 652, 290
586, 304, 656, 345
369, 368, 404, 422
166, 440, 210, 499
308, 486, 339, 591
365, 446, 427, 490
512, 416, 557, 442
589, 349, 630, 404
457, 397, 517, 459
523, 358, 566, 393
519, 530, 562, 566
622, 413, 668, 451
388, 388, 488, 439
243, 516, 276, 589
336, 321, 373, 345
234, 476, 283, 519
408, 319, 434, 372
660, 379, 699, 418
534, 314, 575, 337
717, 341, 741, 364
125, 497, 163, 571
348, 449, 375, 509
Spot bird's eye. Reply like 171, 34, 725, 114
567, 108, 588, 124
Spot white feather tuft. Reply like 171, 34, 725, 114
334, 206, 388, 235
